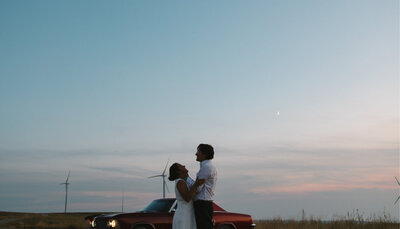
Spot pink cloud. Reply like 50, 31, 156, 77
251, 182, 395, 195
250, 165, 399, 195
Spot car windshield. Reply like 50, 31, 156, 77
141, 199, 175, 213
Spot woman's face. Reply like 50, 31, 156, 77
177, 164, 188, 178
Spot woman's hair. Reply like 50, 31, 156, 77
198, 143, 214, 160
168, 163, 180, 181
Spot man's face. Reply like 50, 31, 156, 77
196, 148, 206, 162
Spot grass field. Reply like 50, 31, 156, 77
254, 219, 399, 229
0, 211, 398, 229
0, 212, 104, 229
255, 210, 399, 229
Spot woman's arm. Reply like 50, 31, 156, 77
177, 179, 205, 202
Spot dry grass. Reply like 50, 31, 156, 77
254, 219, 399, 229
0, 210, 398, 229
255, 209, 399, 229
0, 212, 107, 229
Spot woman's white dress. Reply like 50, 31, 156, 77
172, 178, 197, 229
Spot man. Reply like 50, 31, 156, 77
193, 143, 217, 229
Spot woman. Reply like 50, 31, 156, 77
168, 163, 205, 229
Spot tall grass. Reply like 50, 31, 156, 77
1, 210, 398, 229
0, 212, 98, 229
254, 219, 399, 229
255, 209, 399, 229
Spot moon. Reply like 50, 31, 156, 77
276, 111, 280, 116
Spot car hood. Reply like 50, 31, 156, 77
96, 213, 121, 218
94, 211, 169, 220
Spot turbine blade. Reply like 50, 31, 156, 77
395, 177, 400, 186
162, 158, 170, 175
66, 171, 70, 183
394, 195, 400, 205
166, 183, 170, 193
148, 175, 163, 178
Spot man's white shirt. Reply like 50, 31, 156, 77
194, 159, 217, 201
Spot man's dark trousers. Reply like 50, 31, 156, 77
194, 200, 213, 229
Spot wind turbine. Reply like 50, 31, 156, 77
121, 191, 124, 213
60, 171, 70, 213
148, 159, 170, 198
394, 177, 400, 205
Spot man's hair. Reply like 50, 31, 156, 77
198, 143, 214, 160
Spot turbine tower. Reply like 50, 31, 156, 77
60, 171, 70, 213
121, 191, 124, 213
148, 159, 170, 198
394, 177, 400, 205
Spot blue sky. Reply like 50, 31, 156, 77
0, 0, 398, 220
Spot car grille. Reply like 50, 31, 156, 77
94, 218, 109, 229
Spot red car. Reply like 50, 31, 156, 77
86, 198, 255, 229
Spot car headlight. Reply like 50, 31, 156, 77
108, 219, 118, 228
90, 219, 96, 228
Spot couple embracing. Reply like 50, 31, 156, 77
168, 144, 217, 229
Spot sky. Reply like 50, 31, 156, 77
0, 0, 399, 220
